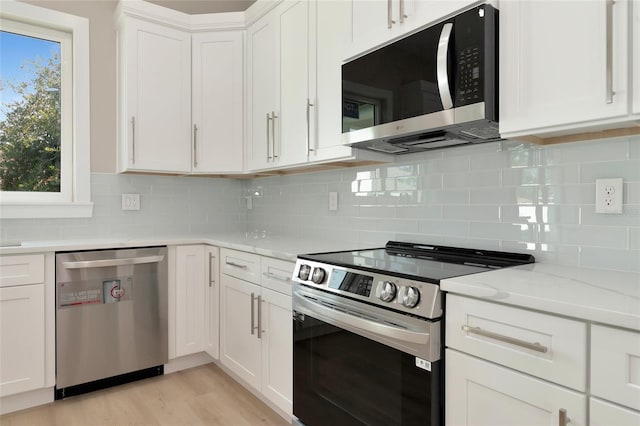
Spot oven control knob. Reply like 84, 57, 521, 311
298, 264, 312, 281
311, 267, 326, 284
402, 286, 421, 308
379, 281, 397, 302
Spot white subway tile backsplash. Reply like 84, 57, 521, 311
443, 170, 500, 188
540, 225, 628, 249
443, 205, 500, 222
580, 247, 640, 273
469, 222, 537, 242
580, 159, 640, 183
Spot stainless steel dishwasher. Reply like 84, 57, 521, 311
55, 246, 168, 399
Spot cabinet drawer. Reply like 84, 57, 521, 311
446, 294, 587, 391
220, 249, 261, 284
260, 257, 294, 296
0, 254, 45, 287
590, 397, 640, 426
591, 324, 640, 411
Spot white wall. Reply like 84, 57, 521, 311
246, 136, 640, 273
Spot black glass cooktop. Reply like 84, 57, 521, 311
299, 241, 535, 284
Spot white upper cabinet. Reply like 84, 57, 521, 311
246, 0, 310, 171
499, 0, 639, 139
116, 2, 245, 174
118, 18, 192, 173
633, 0, 640, 116
344, 0, 476, 60
192, 32, 244, 174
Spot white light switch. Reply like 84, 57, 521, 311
329, 192, 338, 211
122, 194, 140, 210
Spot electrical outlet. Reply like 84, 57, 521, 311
329, 192, 338, 211
595, 178, 623, 214
122, 193, 140, 211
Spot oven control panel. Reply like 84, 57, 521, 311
292, 259, 442, 319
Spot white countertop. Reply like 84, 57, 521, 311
0, 233, 361, 262
441, 263, 640, 331
3, 236, 638, 330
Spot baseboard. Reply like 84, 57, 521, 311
0, 387, 54, 415
164, 352, 215, 374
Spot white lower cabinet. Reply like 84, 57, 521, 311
591, 397, 640, 426
220, 248, 293, 416
0, 253, 54, 412
0, 284, 45, 396
446, 349, 586, 426
172, 245, 219, 359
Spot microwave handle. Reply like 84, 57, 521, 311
436, 22, 454, 110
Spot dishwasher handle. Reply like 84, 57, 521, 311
62, 255, 165, 269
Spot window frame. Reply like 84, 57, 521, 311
0, 1, 91, 219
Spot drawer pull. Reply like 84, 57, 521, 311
461, 325, 548, 353
226, 261, 248, 269
559, 408, 571, 425
262, 272, 290, 282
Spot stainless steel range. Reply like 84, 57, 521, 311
292, 242, 534, 426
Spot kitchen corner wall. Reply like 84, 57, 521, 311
246, 136, 640, 273
1, 173, 246, 241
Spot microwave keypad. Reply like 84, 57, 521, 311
457, 47, 481, 104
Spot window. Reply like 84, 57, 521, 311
0, 1, 91, 218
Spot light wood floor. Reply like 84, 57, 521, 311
0, 363, 290, 426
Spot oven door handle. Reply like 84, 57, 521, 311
295, 292, 430, 345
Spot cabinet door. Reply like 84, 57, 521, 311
633, 0, 640, 116
499, 0, 630, 137
260, 287, 292, 415
120, 18, 192, 173
446, 349, 587, 426
346, 0, 474, 60
204, 246, 220, 360
175, 245, 206, 357
192, 32, 244, 174
313, 0, 357, 162
590, 397, 640, 426
0, 284, 45, 397
220, 274, 261, 390
246, 12, 279, 171
277, 0, 311, 167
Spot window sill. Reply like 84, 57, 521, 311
0, 202, 94, 219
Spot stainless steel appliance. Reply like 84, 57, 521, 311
342, 4, 499, 154
292, 242, 533, 426
55, 247, 168, 399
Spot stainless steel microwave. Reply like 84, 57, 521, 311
342, 4, 499, 154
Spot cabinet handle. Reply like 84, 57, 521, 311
251, 292, 257, 335
605, 0, 615, 104
559, 408, 571, 425
399, 0, 407, 23
131, 116, 136, 164
193, 124, 198, 168
272, 111, 278, 159
461, 325, 548, 353
208, 252, 216, 287
226, 261, 248, 269
306, 99, 315, 155
262, 271, 291, 282
266, 113, 273, 161
257, 295, 263, 339
387, 0, 396, 28
437, 23, 454, 110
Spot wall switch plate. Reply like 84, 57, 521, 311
595, 178, 623, 214
329, 192, 338, 211
246, 196, 253, 210
122, 193, 140, 211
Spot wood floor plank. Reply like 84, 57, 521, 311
0, 363, 290, 426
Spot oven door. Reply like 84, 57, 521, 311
293, 284, 441, 426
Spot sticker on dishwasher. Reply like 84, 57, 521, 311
58, 283, 102, 307
415, 357, 431, 371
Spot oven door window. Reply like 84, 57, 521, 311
294, 313, 440, 426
